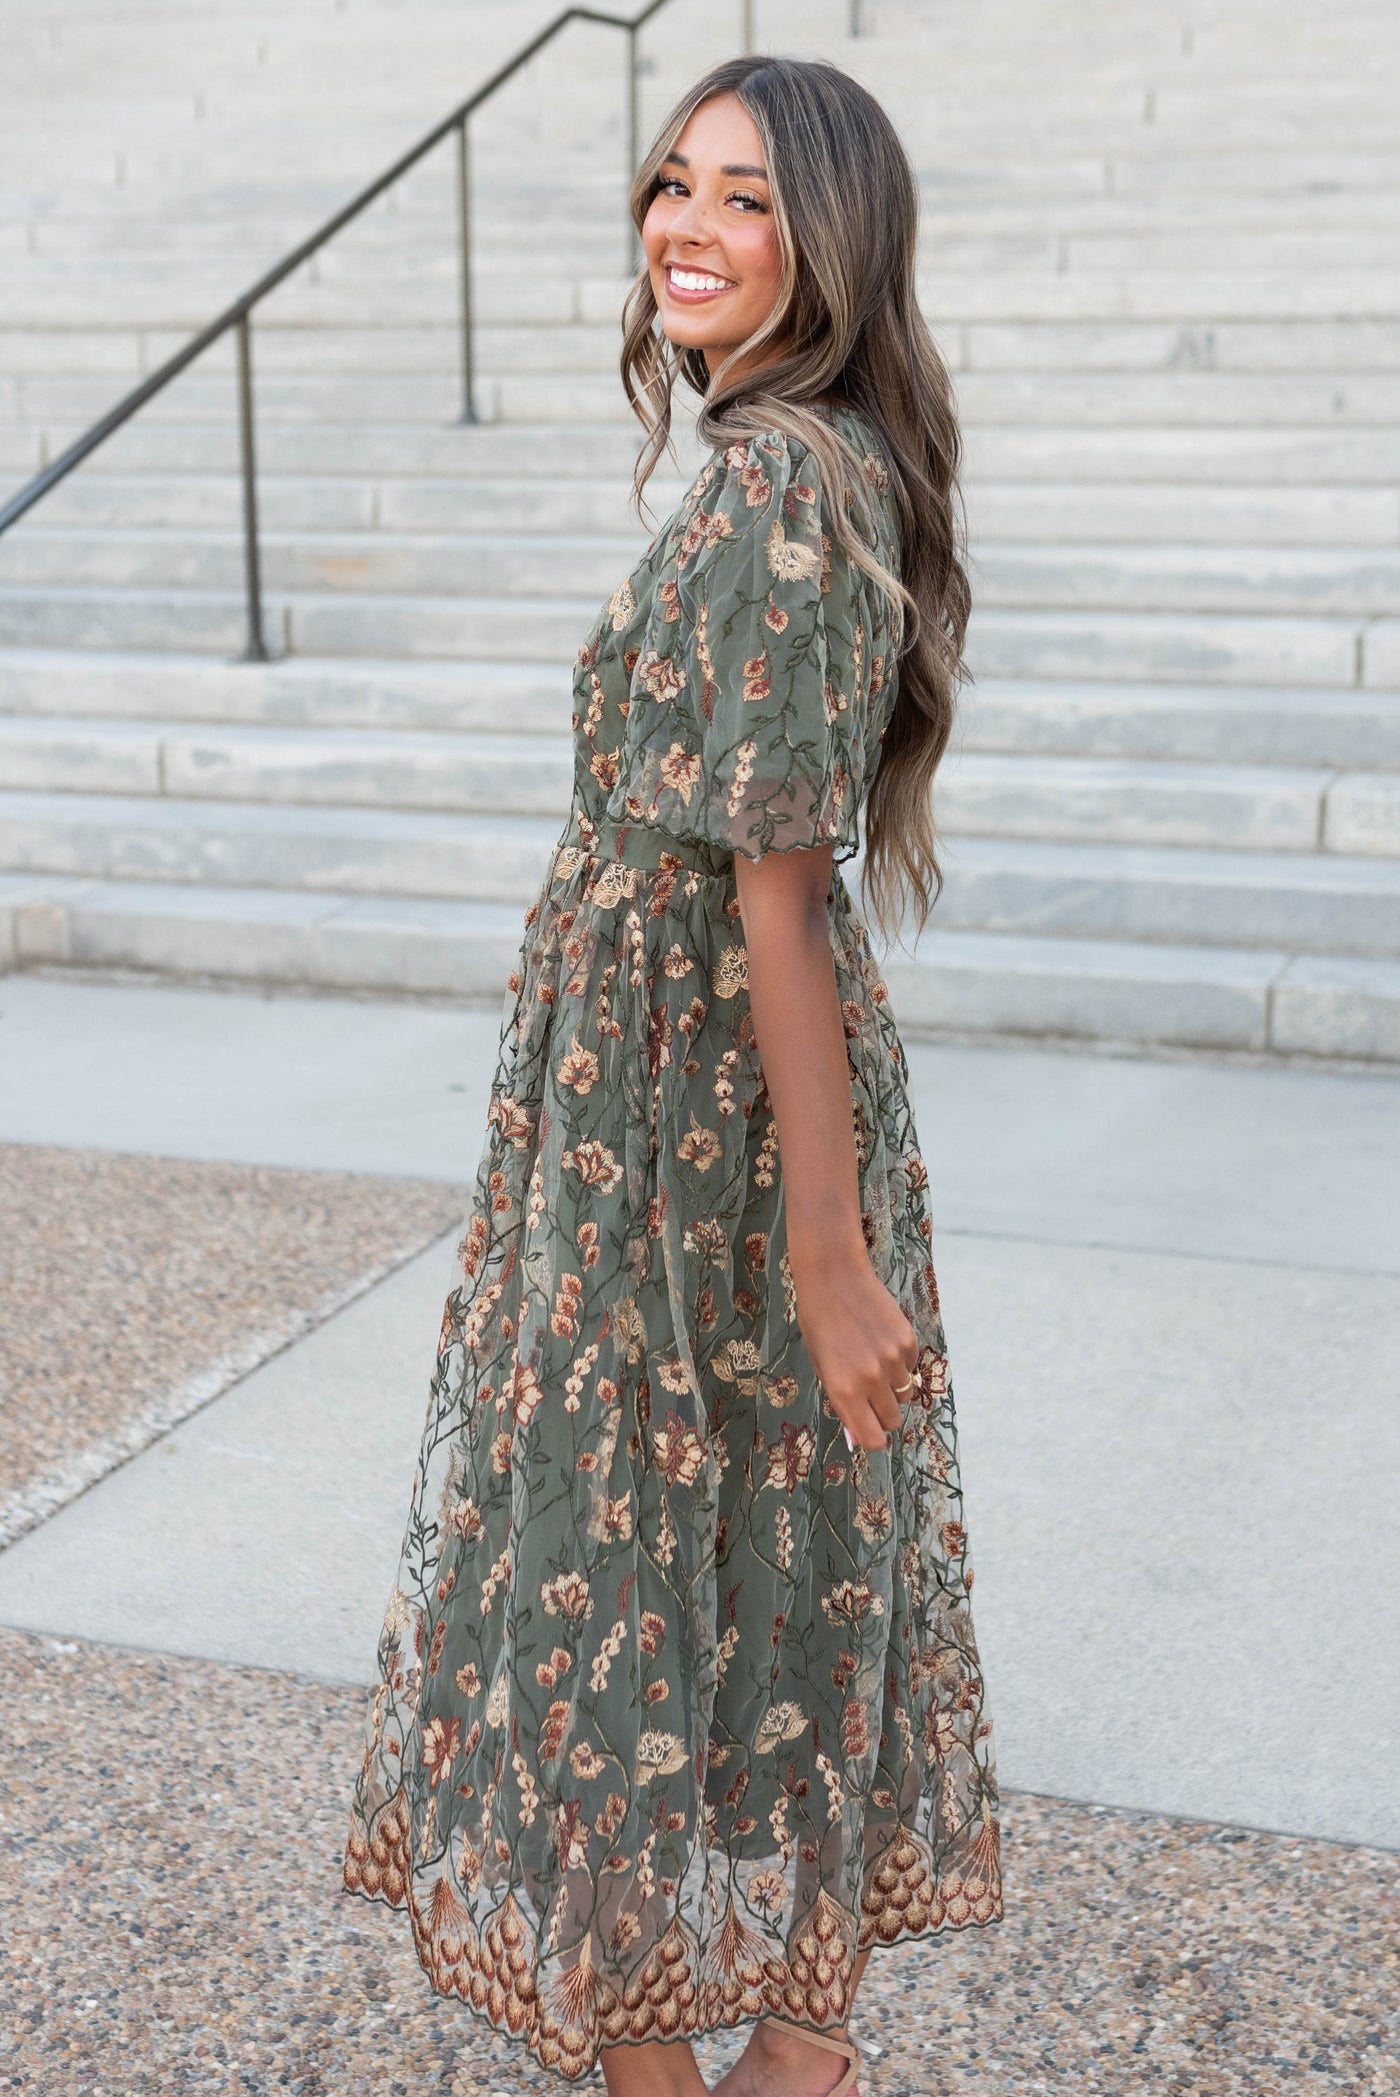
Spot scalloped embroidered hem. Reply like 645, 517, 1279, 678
339, 1803, 1005, 2080
338, 1852, 1005, 2084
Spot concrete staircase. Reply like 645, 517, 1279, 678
2, 0, 1399, 1058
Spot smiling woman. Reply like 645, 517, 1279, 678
643, 100, 786, 371
343, 52, 1001, 2097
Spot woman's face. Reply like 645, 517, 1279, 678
642, 91, 787, 381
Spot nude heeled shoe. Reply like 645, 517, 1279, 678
759, 2017, 861, 2097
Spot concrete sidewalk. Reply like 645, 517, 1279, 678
3, 968, 1397, 1268
1, 969, 1396, 1851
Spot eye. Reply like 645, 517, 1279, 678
727, 189, 768, 212
655, 175, 690, 198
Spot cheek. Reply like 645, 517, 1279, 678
641, 199, 672, 266
738, 225, 784, 315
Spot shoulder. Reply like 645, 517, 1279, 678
715, 416, 896, 544
674, 417, 895, 585
695, 428, 820, 525
672, 430, 820, 590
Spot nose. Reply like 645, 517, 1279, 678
666, 190, 714, 248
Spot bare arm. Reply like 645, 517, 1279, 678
734, 844, 919, 1451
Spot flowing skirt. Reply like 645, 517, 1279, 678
341, 814, 1003, 2081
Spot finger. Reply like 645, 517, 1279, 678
839, 1401, 888, 1452
869, 1385, 902, 1433
876, 1342, 917, 1392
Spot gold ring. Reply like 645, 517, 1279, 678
891, 1374, 915, 1395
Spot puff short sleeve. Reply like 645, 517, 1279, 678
606, 429, 890, 862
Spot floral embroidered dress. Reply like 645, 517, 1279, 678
342, 401, 1003, 2081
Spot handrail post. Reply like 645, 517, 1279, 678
456, 117, 479, 423
742, 0, 756, 51
235, 312, 270, 663
850, 0, 865, 34
627, 21, 642, 273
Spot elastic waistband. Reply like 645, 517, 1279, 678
580, 816, 732, 880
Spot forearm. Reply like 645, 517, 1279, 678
734, 847, 865, 1284
734, 845, 918, 1449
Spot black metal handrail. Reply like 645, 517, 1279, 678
0, 0, 869, 662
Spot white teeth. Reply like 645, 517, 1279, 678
668, 267, 731, 293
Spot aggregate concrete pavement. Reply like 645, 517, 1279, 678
10, 1625, 1393, 2097
0, 971, 1396, 1852
3, 968, 1397, 1270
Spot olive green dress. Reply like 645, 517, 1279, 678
342, 403, 1003, 2081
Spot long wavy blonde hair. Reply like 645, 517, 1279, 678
621, 53, 971, 941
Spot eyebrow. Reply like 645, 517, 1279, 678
663, 151, 769, 179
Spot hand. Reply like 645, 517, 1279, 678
791, 1246, 920, 1452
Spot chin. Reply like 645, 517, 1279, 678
659, 316, 716, 353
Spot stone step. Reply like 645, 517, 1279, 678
11, 264, 1400, 335
0, 584, 597, 660
14, 67, 1396, 139
924, 192, 1400, 234
7, 521, 1399, 617
0, 458, 911, 542
19, 467, 1400, 550
0, 13, 1382, 72
963, 424, 1400, 485
0, 428, 45, 475
32, 74, 1400, 144
6, 867, 1399, 1059
483, 369, 1400, 431
883, 931, 1284, 1057
1060, 232, 1400, 273
1323, 773, 1400, 856
1264, 952, 1400, 1059
961, 319, 1400, 373
15, 193, 1400, 268
965, 607, 1376, 689
0, 523, 650, 600
9, 416, 701, 484
0, 585, 256, 656
962, 677, 1400, 768
2, 205, 1032, 262
896, 927, 1400, 1067
970, 481, 1400, 546
413, 273, 1400, 338
0, 872, 527, 997
2, 788, 1398, 952
7, 650, 1400, 768
10, 313, 1400, 387
0, 222, 631, 280
22, 221, 1400, 280
934, 835, 1400, 955
1100, 150, 1400, 200
577, 270, 1400, 327
10, 317, 1400, 430
9, 149, 1397, 206
0, 581, 1383, 686
0, 648, 571, 732
940, 752, 1343, 852
0, 717, 575, 815
4, 714, 1387, 855
952, 369, 1400, 426
17, 412, 1396, 489
968, 543, 1400, 617
0, 790, 560, 902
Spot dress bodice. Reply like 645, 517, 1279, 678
564, 402, 903, 873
